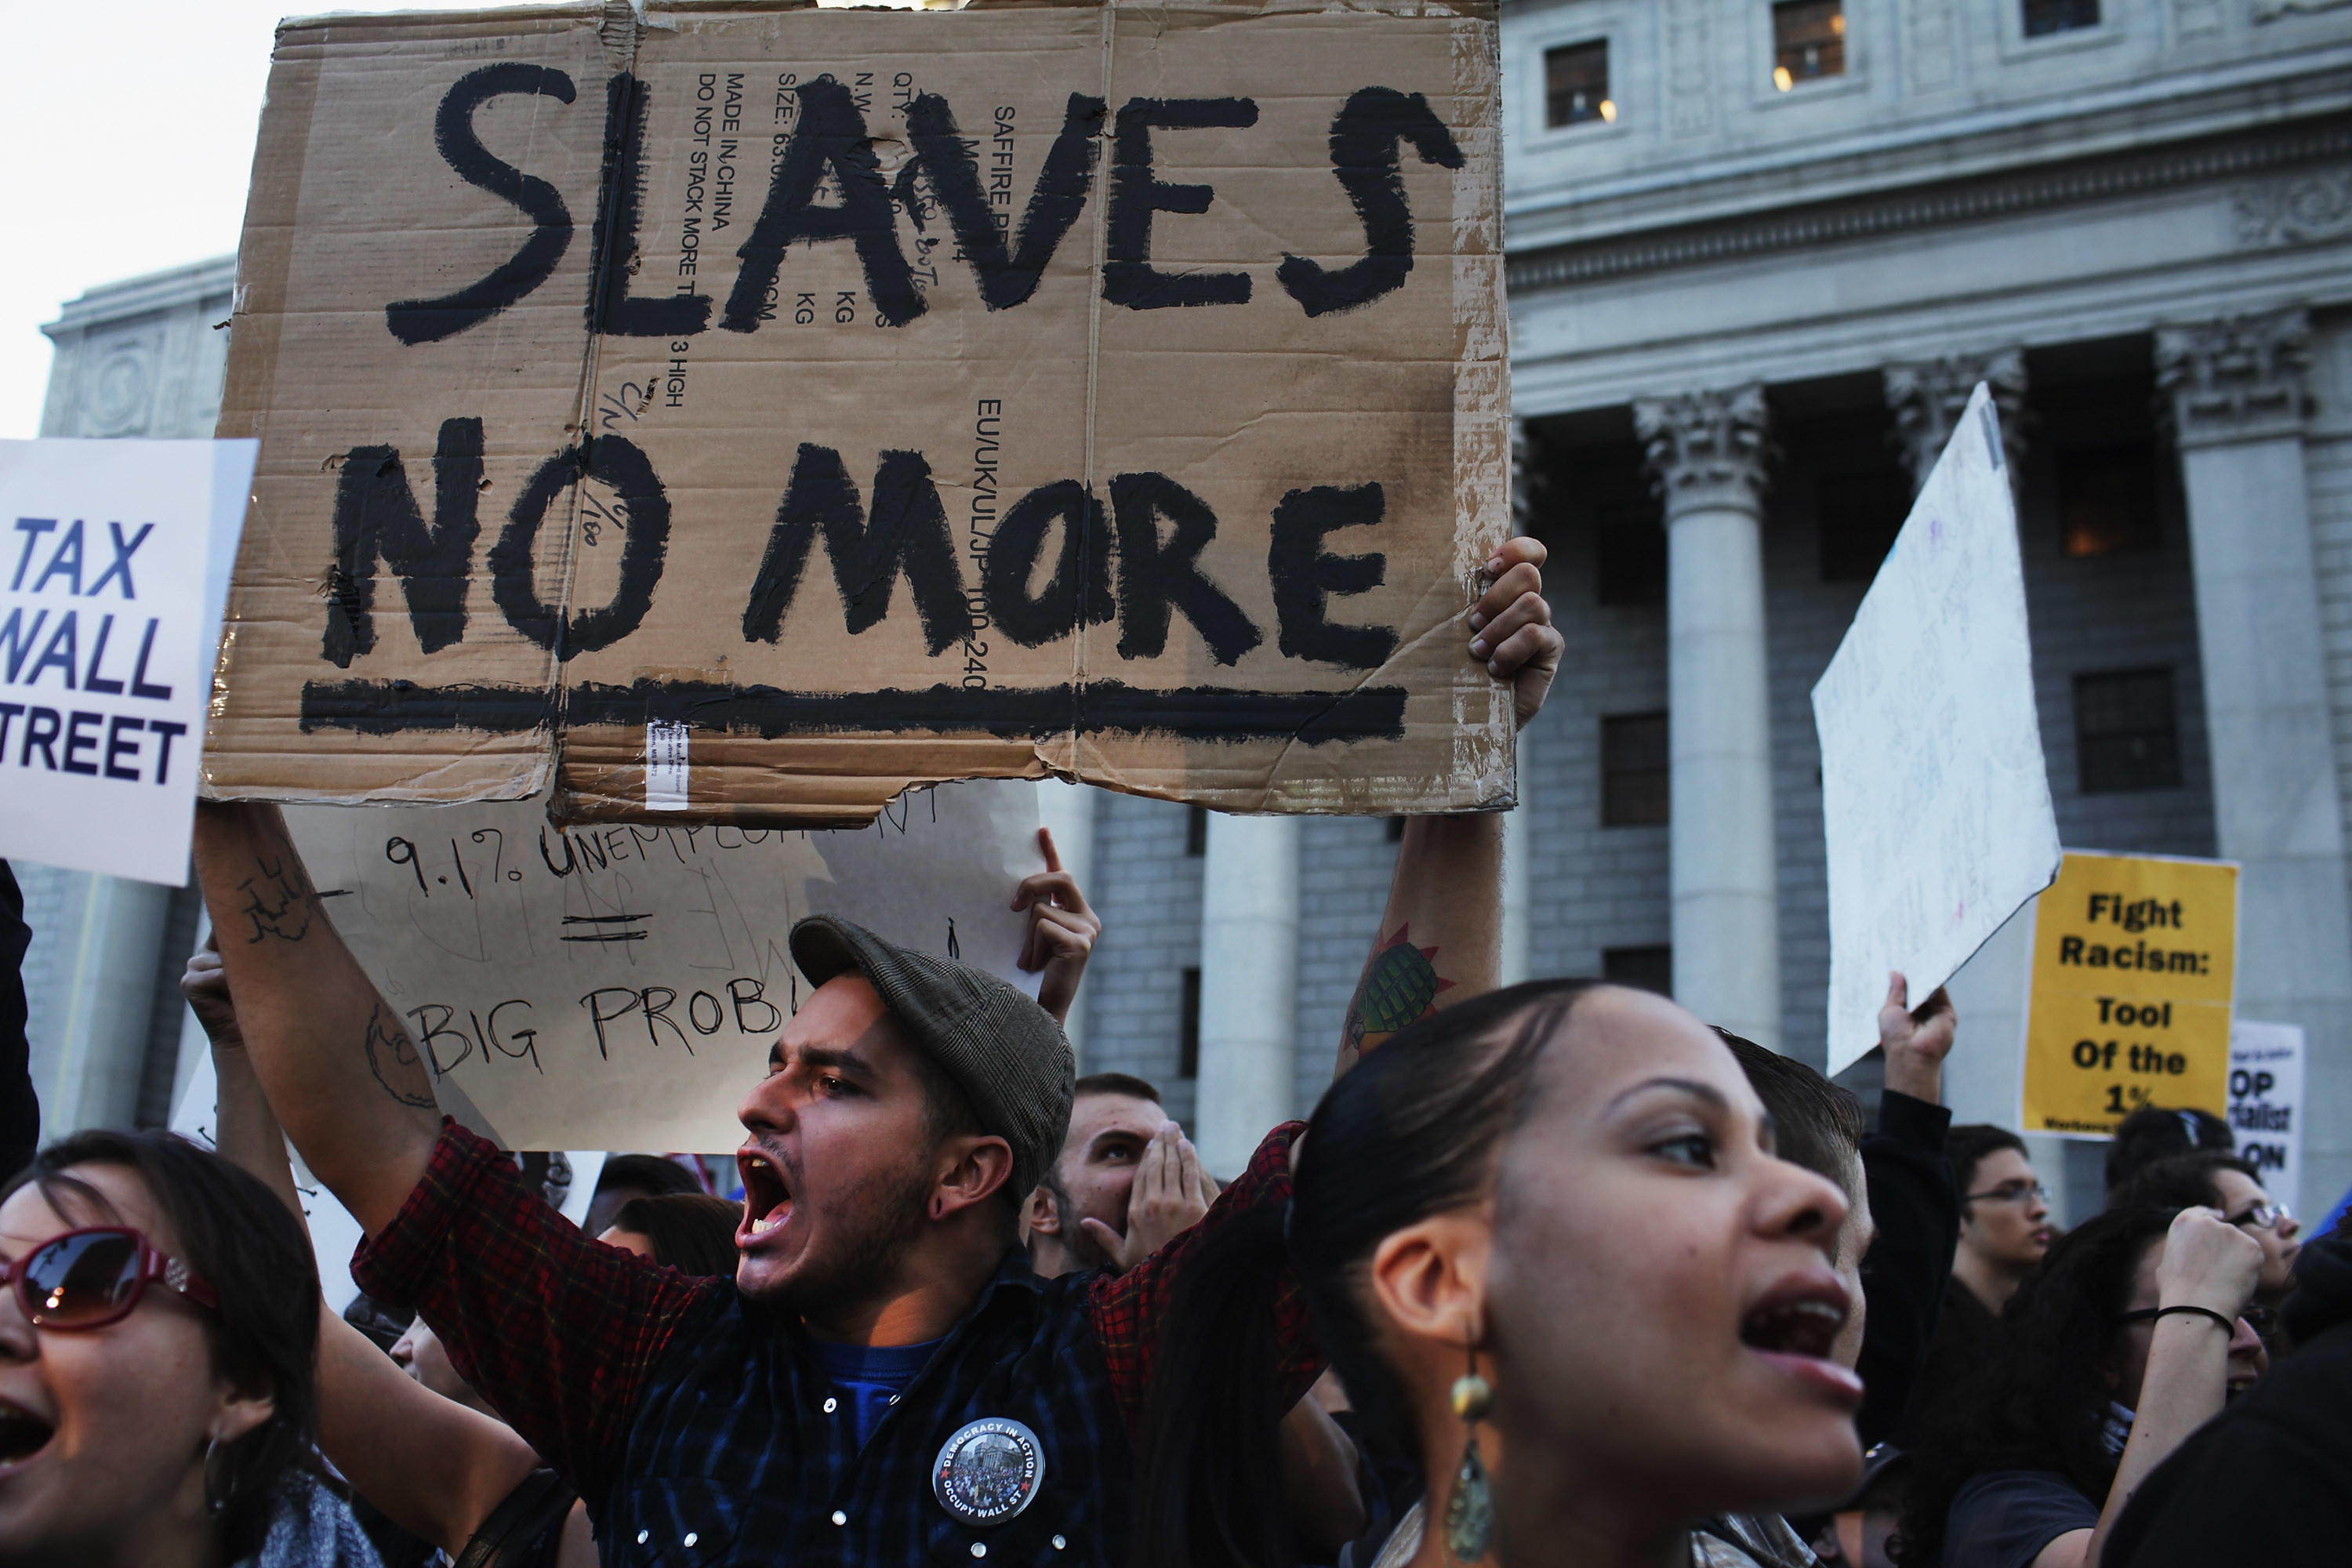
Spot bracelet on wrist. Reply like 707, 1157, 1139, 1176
2121, 1304, 2238, 1334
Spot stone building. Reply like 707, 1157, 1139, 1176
1083, 0, 2352, 1220
24, 0, 2352, 1225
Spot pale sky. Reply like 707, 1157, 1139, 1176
0, 0, 914, 441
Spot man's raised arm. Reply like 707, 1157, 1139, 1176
1333, 535, 1559, 1079
191, 801, 439, 1233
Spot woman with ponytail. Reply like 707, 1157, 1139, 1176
1138, 980, 1867, 1568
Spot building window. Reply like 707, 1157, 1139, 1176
1185, 804, 1207, 856
2075, 670, 2182, 794
1178, 967, 1203, 1078
1817, 469, 1913, 583
1604, 945, 1674, 996
1602, 712, 1671, 827
2058, 441, 2161, 557
1773, 1, 1846, 90
2024, 0, 2100, 36
1545, 40, 1615, 129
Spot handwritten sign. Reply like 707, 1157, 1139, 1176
2021, 850, 2238, 1138
1, 438, 256, 885
284, 780, 1043, 1152
2230, 1020, 2304, 1214
1813, 386, 2060, 1074
203, 2, 1510, 824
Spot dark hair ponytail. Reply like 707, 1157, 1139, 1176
7, 1129, 324, 1559
1134, 978, 1599, 1568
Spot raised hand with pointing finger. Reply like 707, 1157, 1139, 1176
1013, 826, 1101, 1027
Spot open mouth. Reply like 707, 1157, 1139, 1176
0, 1402, 54, 1465
1740, 1296, 1846, 1359
737, 1149, 793, 1243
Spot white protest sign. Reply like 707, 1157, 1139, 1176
172, 1056, 608, 1313
1813, 386, 2060, 1074
281, 780, 1044, 1153
2230, 1020, 2304, 1214
1, 438, 256, 886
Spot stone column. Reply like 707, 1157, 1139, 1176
2157, 308, 2352, 1207
1884, 348, 2029, 490
1634, 387, 1781, 1050
1032, 780, 1099, 1058
19, 865, 175, 1134
1194, 813, 1301, 1177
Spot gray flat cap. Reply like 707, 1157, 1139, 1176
788, 915, 1074, 1202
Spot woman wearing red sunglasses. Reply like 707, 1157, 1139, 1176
0, 1127, 381, 1567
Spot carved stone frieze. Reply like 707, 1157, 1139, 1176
2234, 167, 2352, 248
2155, 308, 2313, 448
1634, 386, 1771, 517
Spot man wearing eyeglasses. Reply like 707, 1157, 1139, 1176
1896, 1124, 2055, 1443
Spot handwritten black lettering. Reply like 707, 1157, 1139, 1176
1109, 472, 1261, 665
490, 434, 672, 659
1104, 97, 1259, 310
722, 75, 923, 332
322, 419, 485, 667
741, 444, 968, 655
1278, 88, 1461, 318
1268, 483, 1397, 669
900, 92, 1102, 310
981, 481, 1114, 648
590, 74, 713, 338
387, 64, 577, 345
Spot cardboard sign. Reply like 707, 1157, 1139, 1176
1814, 387, 2060, 1074
281, 779, 1044, 1152
2230, 1020, 2304, 1214
202, 1, 1509, 824
2021, 850, 2238, 1138
1, 438, 257, 885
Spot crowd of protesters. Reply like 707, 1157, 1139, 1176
0, 538, 2348, 1568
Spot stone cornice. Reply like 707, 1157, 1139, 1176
1508, 121, 2352, 296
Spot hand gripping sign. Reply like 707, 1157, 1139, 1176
202, 0, 1509, 824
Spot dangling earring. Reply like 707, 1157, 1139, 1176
202, 1436, 234, 1519
1444, 1347, 1494, 1563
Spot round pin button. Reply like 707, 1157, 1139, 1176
636, 1530, 649, 1544
684, 1534, 699, 1548
971, 1545, 987, 1559
1052, 1537, 1068, 1552
823, 1396, 839, 1414
932, 1417, 1046, 1526
832, 1512, 848, 1526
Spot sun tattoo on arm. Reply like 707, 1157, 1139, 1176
364, 1003, 438, 1109
1338, 924, 1454, 1073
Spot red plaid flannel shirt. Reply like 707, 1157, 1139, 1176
351, 1116, 1316, 1500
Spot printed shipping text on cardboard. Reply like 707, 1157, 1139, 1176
205, 1, 1509, 822
2021, 850, 2239, 1138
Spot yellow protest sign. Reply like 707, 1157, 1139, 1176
2023, 850, 2238, 1137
